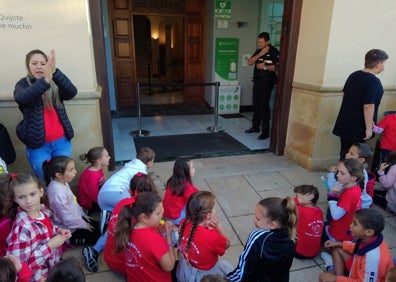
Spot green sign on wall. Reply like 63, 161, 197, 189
215, 38, 239, 81
214, 0, 231, 19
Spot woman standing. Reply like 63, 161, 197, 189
14, 49, 77, 180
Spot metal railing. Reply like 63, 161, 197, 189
131, 81, 221, 137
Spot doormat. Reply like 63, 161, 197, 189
220, 114, 244, 119
133, 132, 251, 162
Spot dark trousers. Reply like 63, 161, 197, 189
70, 219, 101, 246
252, 79, 274, 135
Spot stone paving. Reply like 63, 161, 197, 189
63, 153, 396, 282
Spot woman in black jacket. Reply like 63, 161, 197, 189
14, 49, 77, 181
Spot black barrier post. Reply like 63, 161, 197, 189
207, 81, 223, 133
131, 81, 224, 137
130, 82, 150, 137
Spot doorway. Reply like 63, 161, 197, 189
134, 15, 185, 106
107, 0, 206, 111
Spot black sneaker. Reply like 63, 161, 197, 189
82, 246, 98, 272
245, 127, 259, 133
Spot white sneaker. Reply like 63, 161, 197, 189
320, 251, 333, 269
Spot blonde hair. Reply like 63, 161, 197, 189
25, 49, 62, 109
258, 197, 297, 242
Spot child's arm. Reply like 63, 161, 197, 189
373, 125, 384, 134
159, 222, 176, 272
328, 201, 346, 220
207, 215, 230, 248
323, 240, 342, 249
51, 191, 88, 230
227, 229, 262, 281
378, 164, 396, 189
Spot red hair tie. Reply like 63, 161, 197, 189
135, 172, 144, 177
10, 173, 17, 179
46, 159, 51, 163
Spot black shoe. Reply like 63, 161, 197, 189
83, 246, 99, 272
245, 127, 259, 133
258, 133, 269, 140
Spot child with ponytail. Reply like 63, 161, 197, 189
78, 147, 110, 214
43, 156, 101, 246
115, 192, 175, 281
176, 191, 232, 282
104, 173, 157, 274
227, 196, 297, 282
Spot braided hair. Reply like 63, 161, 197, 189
178, 191, 215, 255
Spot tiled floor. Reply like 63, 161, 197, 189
67, 113, 396, 281
66, 153, 396, 282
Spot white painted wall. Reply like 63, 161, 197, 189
0, 0, 97, 98
295, 0, 396, 89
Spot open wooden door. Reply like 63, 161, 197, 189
107, 0, 206, 109
184, 0, 206, 104
108, 0, 136, 108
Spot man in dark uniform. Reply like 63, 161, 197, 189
245, 32, 279, 140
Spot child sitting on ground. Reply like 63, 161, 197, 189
227, 196, 297, 281
374, 151, 396, 213
104, 173, 157, 274
293, 185, 324, 259
326, 143, 375, 208
115, 192, 176, 282
177, 191, 232, 282
82, 148, 156, 273
78, 147, 111, 214
163, 157, 199, 225
43, 156, 101, 246
323, 158, 363, 243
319, 208, 393, 282
7, 173, 71, 281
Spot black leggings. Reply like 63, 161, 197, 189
70, 219, 101, 246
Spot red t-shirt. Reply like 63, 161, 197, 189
104, 197, 135, 274
163, 182, 199, 220
294, 198, 324, 257
178, 220, 227, 270
125, 227, 171, 282
328, 185, 362, 241
377, 114, 396, 151
43, 107, 65, 142
77, 167, 105, 211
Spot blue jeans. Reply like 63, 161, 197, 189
26, 136, 72, 181
98, 190, 130, 211
165, 207, 186, 225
